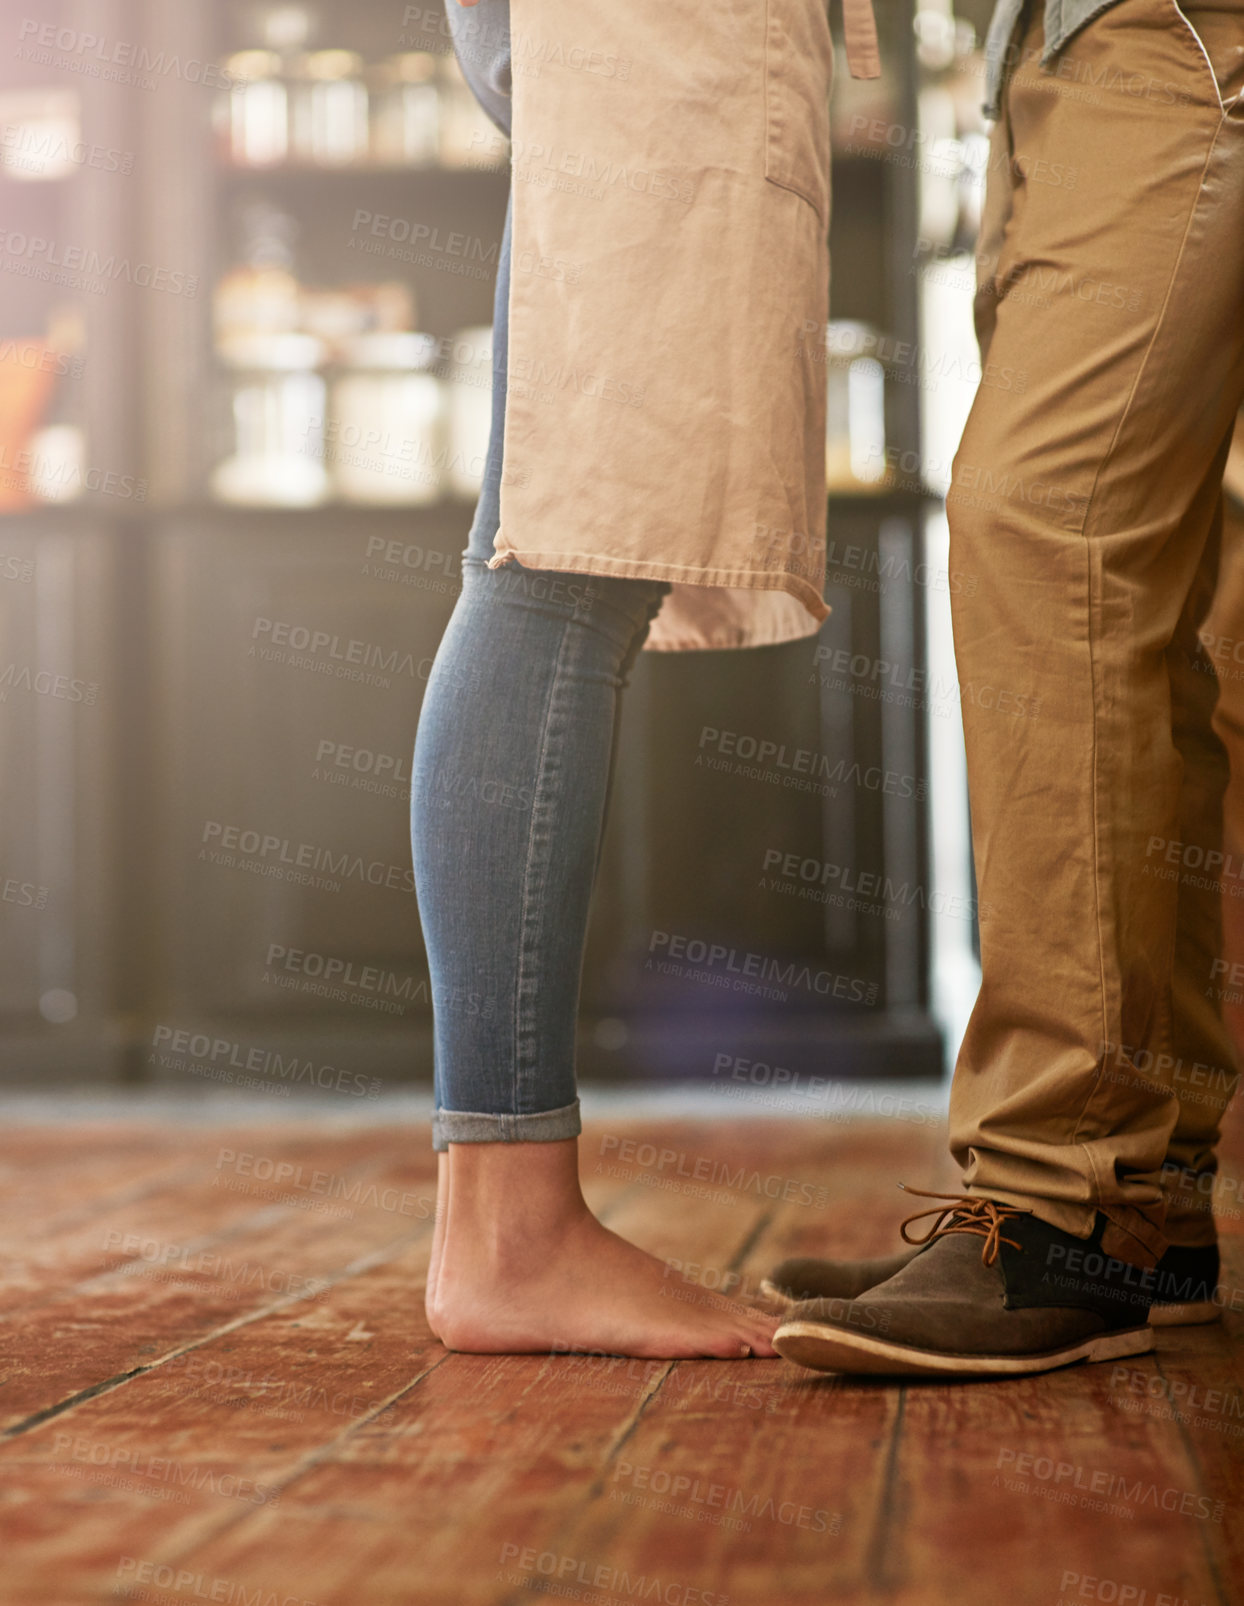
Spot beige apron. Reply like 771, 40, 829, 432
491, 0, 879, 652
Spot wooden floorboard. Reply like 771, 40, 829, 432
0, 1128, 434, 1315
0, 1111, 1240, 1605
0, 1151, 439, 1430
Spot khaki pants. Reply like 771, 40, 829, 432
1200, 433, 1244, 1170
946, 0, 1244, 1262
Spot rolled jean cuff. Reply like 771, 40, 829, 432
432, 1098, 582, 1151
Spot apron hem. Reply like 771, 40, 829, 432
486, 540, 830, 652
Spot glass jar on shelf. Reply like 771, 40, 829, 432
825, 321, 888, 492
213, 202, 302, 343
290, 50, 369, 166
301, 281, 416, 359
211, 331, 329, 505
329, 331, 444, 505
221, 50, 289, 166
370, 53, 440, 166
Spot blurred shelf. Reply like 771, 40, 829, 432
0, 498, 476, 524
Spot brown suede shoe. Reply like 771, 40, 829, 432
761, 1250, 919, 1309
774, 1192, 1156, 1378
765, 1225, 1220, 1327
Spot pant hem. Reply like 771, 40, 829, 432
432, 1098, 582, 1151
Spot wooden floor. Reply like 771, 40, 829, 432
1, 1106, 1241, 1606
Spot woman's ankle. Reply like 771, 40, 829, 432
439, 1138, 591, 1277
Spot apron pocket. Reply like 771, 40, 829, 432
764, 0, 834, 221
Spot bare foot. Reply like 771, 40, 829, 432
424, 1152, 448, 1339
428, 1139, 778, 1359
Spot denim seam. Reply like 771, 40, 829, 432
511, 609, 577, 1119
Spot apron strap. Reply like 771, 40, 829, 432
842, 0, 881, 78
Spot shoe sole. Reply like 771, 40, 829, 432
763, 1280, 1221, 1330
773, 1321, 1155, 1377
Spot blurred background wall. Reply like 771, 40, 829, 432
0, 0, 1003, 1099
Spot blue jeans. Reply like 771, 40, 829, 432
411, 1, 669, 1149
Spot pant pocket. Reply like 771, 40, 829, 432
764, 0, 834, 221
1173, 0, 1244, 110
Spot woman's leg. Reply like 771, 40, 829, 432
412, 560, 777, 1356
416, 0, 776, 1358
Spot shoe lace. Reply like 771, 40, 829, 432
898, 1186, 1027, 1267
